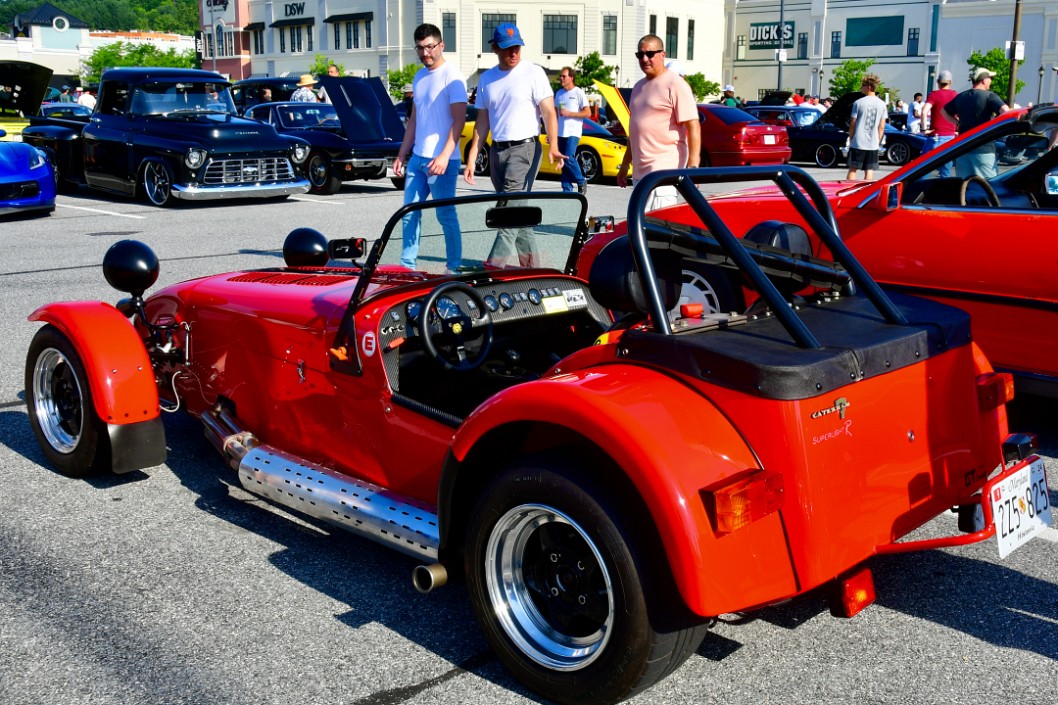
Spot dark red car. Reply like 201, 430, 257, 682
697, 104, 791, 166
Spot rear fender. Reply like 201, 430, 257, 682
28, 302, 160, 425
448, 365, 796, 616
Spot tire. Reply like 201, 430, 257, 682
306, 152, 341, 195
465, 459, 709, 705
25, 325, 111, 477
575, 146, 602, 183
678, 263, 744, 315
141, 160, 175, 207
473, 145, 490, 176
815, 143, 839, 168
886, 140, 911, 166
390, 177, 406, 190
47, 153, 77, 193
699, 151, 712, 167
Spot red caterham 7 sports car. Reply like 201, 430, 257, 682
25, 167, 1050, 704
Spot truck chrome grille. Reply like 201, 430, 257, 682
204, 157, 294, 184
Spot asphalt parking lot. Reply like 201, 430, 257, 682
1, 170, 1056, 705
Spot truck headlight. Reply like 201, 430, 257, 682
185, 148, 208, 169
292, 143, 309, 164
30, 149, 48, 170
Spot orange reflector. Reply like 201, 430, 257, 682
680, 302, 704, 318
976, 372, 1015, 410
830, 566, 876, 618
705, 470, 784, 534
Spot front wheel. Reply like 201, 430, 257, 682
25, 325, 110, 477
465, 461, 708, 705
815, 143, 839, 168
886, 140, 912, 166
575, 147, 602, 183
390, 177, 406, 190
141, 160, 175, 207
306, 152, 342, 195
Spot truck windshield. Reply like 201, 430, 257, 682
133, 81, 237, 117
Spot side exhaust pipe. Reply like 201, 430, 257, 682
412, 563, 448, 593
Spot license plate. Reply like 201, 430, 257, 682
989, 457, 1051, 559
763, 134, 776, 145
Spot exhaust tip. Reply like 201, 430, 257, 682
412, 563, 448, 593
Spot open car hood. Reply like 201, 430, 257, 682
0, 61, 53, 116
817, 91, 863, 128
759, 91, 792, 106
316, 76, 404, 143
594, 80, 629, 137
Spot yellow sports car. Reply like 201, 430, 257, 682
459, 104, 630, 183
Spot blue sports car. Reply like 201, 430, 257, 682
0, 128, 55, 218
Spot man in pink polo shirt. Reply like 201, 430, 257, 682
617, 34, 700, 211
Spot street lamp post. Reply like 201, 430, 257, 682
1038, 65, 1045, 105
1007, 0, 1023, 106
776, 0, 785, 91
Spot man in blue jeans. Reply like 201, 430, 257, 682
555, 67, 590, 193
393, 22, 467, 272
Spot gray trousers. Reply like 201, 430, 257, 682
487, 139, 542, 268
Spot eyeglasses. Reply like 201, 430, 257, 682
635, 49, 663, 60
415, 42, 440, 53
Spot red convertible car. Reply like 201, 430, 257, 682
604, 105, 1058, 398
24, 169, 1049, 704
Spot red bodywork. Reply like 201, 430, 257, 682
698, 104, 791, 167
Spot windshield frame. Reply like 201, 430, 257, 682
132, 80, 237, 118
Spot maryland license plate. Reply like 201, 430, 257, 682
989, 457, 1051, 559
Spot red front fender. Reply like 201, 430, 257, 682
29, 301, 160, 425
451, 364, 799, 616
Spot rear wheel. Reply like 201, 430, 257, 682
465, 143, 490, 176
141, 160, 175, 207
25, 325, 110, 477
306, 152, 342, 195
465, 459, 708, 705
886, 140, 911, 166
815, 143, 839, 168
575, 146, 602, 183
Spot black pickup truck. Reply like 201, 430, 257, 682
22, 67, 312, 206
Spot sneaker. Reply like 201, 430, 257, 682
577, 183, 587, 195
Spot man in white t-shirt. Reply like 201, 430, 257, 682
464, 22, 562, 266
555, 67, 590, 194
392, 23, 467, 272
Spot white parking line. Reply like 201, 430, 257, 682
57, 204, 146, 219
290, 195, 342, 204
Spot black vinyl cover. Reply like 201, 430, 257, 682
617, 291, 972, 400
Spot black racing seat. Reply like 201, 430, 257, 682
742, 220, 813, 297
588, 234, 681, 314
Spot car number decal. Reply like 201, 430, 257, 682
361, 331, 377, 357
543, 296, 569, 314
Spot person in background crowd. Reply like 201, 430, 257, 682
392, 22, 467, 273
555, 67, 590, 194
894, 99, 906, 113
59, 85, 73, 103
464, 22, 562, 267
846, 73, 887, 181
616, 34, 700, 211
807, 95, 827, 113
401, 84, 414, 123
791, 92, 805, 105
721, 85, 739, 108
291, 75, 318, 102
260, 87, 273, 103
908, 92, 925, 133
921, 70, 958, 176
943, 67, 1010, 179
76, 87, 96, 110
317, 64, 340, 103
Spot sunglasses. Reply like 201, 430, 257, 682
635, 49, 663, 60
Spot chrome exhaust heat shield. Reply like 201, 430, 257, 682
237, 445, 439, 561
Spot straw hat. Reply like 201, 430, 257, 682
297, 74, 317, 87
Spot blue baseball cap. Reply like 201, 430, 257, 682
490, 22, 524, 49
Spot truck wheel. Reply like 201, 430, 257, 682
141, 160, 175, 207
307, 152, 341, 195
465, 460, 708, 705
25, 325, 111, 477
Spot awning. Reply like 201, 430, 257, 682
270, 17, 315, 28
244, 22, 265, 31
323, 12, 373, 23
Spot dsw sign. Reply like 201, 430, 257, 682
284, 2, 306, 16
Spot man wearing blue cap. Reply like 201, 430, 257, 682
59, 85, 74, 103
465, 22, 562, 266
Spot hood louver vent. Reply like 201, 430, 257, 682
227, 272, 355, 286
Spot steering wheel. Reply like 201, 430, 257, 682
959, 175, 1001, 207
418, 282, 494, 371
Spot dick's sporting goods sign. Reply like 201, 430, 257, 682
749, 21, 794, 50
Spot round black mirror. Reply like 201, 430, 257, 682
103, 240, 159, 296
283, 227, 329, 267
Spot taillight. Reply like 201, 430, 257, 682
703, 469, 784, 534
732, 128, 752, 146
977, 371, 1015, 410
829, 566, 876, 617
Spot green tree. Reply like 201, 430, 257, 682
573, 51, 616, 88
827, 58, 896, 103
0, 0, 199, 36
307, 55, 346, 78
967, 48, 1024, 105
387, 63, 420, 100
684, 73, 721, 102
82, 41, 196, 84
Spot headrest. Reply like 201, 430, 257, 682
743, 220, 812, 257
588, 235, 681, 314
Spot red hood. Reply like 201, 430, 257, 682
707, 179, 875, 205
